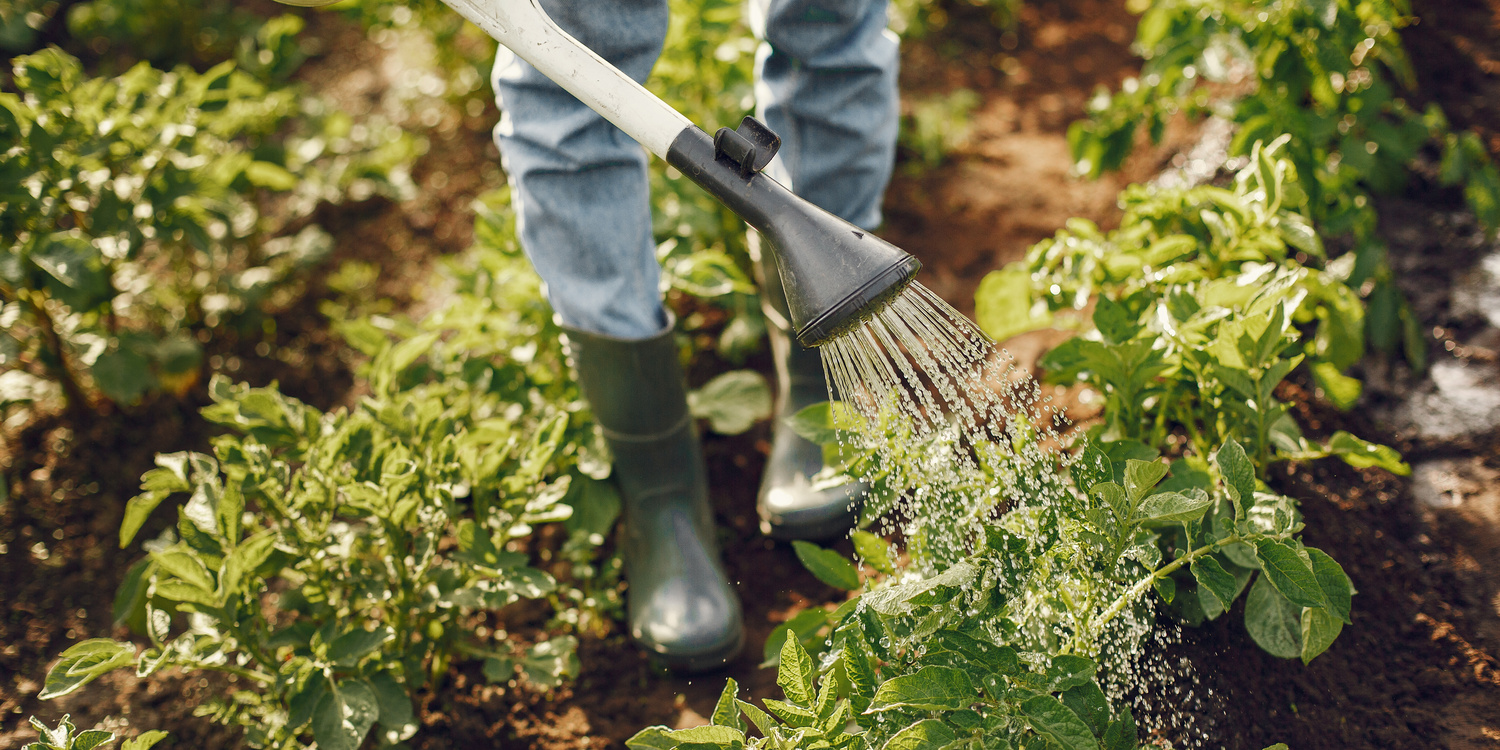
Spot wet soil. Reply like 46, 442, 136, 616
5, 0, 1500, 747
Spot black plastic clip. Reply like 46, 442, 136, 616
713, 116, 780, 178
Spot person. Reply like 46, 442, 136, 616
490, 0, 900, 671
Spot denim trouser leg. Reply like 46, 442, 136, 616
491, 0, 899, 338
751, 0, 900, 231
491, 0, 671, 340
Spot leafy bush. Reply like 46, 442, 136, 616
977, 140, 1407, 474
1067, 0, 1500, 368
0, 47, 415, 413
1069, 0, 1500, 236
23, 716, 166, 750
900, 88, 981, 169
38, 205, 618, 749
633, 427, 1353, 749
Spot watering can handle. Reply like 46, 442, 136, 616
443, 0, 696, 159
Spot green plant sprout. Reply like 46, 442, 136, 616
1067, 0, 1500, 367
38, 202, 621, 749
0, 47, 415, 414
977, 140, 1407, 476
22, 716, 166, 750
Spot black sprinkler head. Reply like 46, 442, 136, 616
667, 120, 921, 347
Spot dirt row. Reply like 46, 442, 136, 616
3, 0, 1500, 747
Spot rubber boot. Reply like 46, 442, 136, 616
750, 231, 868, 540
561, 319, 744, 672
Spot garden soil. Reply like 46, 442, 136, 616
4, 0, 1500, 748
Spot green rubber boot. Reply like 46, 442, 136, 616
750, 232, 868, 540
561, 318, 743, 672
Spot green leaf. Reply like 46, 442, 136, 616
932, 630, 1019, 675
1300, 606, 1344, 664
1152, 575, 1176, 604
1254, 540, 1328, 609
150, 548, 214, 592
72, 730, 114, 750
792, 541, 861, 590
839, 627, 878, 714
93, 348, 154, 405
244, 161, 299, 191
688, 370, 773, 434
880, 719, 956, 750
1123, 459, 1170, 503
1091, 482, 1133, 527
666, 725, 746, 748
482, 656, 515, 683
1305, 548, 1352, 623
367, 671, 417, 744
865, 666, 975, 713
762, 607, 829, 667
1046, 655, 1098, 691
522, 635, 579, 689
1061, 682, 1112, 737
712, 678, 745, 732
851, 530, 895, 575
1244, 574, 1303, 659
1020, 694, 1101, 750
1102, 709, 1138, 750
975, 265, 1049, 342
1213, 439, 1254, 517
626, 727, 678, 750
762, 699, 816, 728
735, 700, 778, 738
776, 635, 816, 707
1072, 442, 1114, 497
1312, 361, 1361, 411
1093, 296, 1141, 345
41, 639, 135, 699
220, 530, 276, 595
121, 730, 169, 750
112, 557, 153, 632
563, 476, 621, 539
311, 680, 379, 750
1325, 431, 1409, 475
1137, 489, 1213, 525
327, 626, 392, 665
1191, 556, 1241, 611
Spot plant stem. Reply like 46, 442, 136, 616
199, 662, 275, 685
1088, 533, 1247, 642
24, 291, 93, 416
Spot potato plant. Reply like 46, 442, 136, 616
633, 425, 1353, 749
976, 141, 1407, 474
1069, 0, 1500, 237
22, 716, 166, 750
0, 47, 415, 413
37, 249, 619, 749
1067, 0, 1500, 366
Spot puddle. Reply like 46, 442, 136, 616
1393, 358, 1500, 441
1411, 458, 1498, 510
1452, 248, 1500, 329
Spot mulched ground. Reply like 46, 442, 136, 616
3, 0, 1500, 747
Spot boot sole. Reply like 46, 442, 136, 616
759, 504, 860, 542
651, 628, 746, 674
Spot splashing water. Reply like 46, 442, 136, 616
820, 281, 1067, 564
820, 280, 1207, 745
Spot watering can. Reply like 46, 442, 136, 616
280, 0, 921, 346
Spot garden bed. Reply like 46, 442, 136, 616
3, 0, 1500, 747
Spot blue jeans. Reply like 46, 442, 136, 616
492, 0, 900, 340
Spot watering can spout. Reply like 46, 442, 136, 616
666, 122, 920, 347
